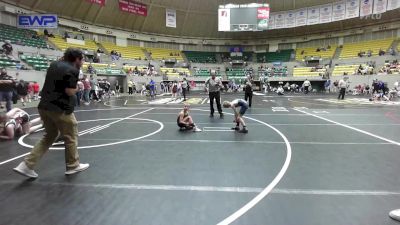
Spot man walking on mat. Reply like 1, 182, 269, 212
14, 48, 89, 178
205, 70, 223, 118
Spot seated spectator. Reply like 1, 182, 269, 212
367, 50, 372, 57
97, 48, 104, 54
379, 49, 385, 56
389, 47, 395, 56
2, 40, 13, 56
87, 63, 95, 74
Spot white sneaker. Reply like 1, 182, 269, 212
65, 163, 90, 175
84, 102, 90, 106
13, 162, 38, 178
193, 127, 202, 132
389, 209, 400, 221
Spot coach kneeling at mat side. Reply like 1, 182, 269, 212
13, 48, 89, 179
205, 70, 224, 118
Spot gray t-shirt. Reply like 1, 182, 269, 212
205, 77, 222, 93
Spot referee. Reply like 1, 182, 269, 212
14, 48, 89, 178
205, 70, 223, 118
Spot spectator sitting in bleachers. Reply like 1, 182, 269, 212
379, 49, 386, 56
379, 60, 400, 75
2, 41, 13, 56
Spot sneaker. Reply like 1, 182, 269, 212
84, 102, 90, 106
231, 126, 240, 131
65, 163, 90, 175
193, 127, 202, 132
389, 209, 400, 221
239, 127, 248, 133
219, 113, 224, 119
13, 162, 38, 178
209, 114, 214, 118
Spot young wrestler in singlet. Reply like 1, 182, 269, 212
177, 104, 201, 132
223, 99, 249, 133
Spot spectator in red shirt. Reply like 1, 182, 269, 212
32, 81, 40, 101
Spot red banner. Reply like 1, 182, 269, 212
257, 7, 270, 19
119, 0, 147, 16
86, 0, 105, 6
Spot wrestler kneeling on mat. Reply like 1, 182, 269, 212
223, 99, 249, 133
177, 104, 202, 132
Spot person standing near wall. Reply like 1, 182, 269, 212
13, 48, 89, 178
338, 77, 348, 100
303, 79, 311, 94
0, 68, 15, 111
181, 78, 188, 101
205, 70, 224, 118
244, 77, 253, 108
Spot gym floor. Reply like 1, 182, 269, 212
0, 92, 399, 225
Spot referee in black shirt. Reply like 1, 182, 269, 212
14, 48, 89, 178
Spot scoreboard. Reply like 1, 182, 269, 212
218, 3, 270, 32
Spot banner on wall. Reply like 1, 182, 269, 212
268, 14, 276, 30
86, 0, 105, 6
257, 7, 270, 30
332, 0, 346, 21
295, 8, 307, 27
166, 9, 176, 28
360, 0, 373, 16
373, 0, 388, 14
346, 0, 360, 19
307, 7, 320, 25
218, 8, 230, 31
285, 11, 296, 28
118, 0, 147, 16
17, 14, 58, 29
274, 13, 285, 29
319, 4, 333, 23
387, 0, 400, 10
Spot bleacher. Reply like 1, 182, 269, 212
226, 68, 246, 78
194, 69, 211, 76
184, 51, 216, 63
122, 65, 149, 73
147, 48, 183, 60
257, 49, 293, 63
295, 46, 337, 61
160, 67, 190, 78
340, 39, 394, 59
332, 65, 358, 76
258, 67, 288, 77
49, 36, 98, 51
0, 56, 19, 68
20, 55, 54, 71
82, 62, 124, 75
293, 67, 326, 77
101, 42, 145, 60
0, 24, 47, 48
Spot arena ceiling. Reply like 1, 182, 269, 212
4, 0, 400, 39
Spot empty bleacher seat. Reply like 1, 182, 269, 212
184, 51, 216, 63
101, 42, 145, 60
340, 39, 394, 59
49, 35, 98, 51
293, 67, 326, 77
147, 48, 183, 60
295, 46, 337, 61
332, 65, 358, 76
257, 49, 293, 63
0, 24, 47, 49
20, 55, 50, 71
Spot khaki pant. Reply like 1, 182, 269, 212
25, 109, 79, 170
